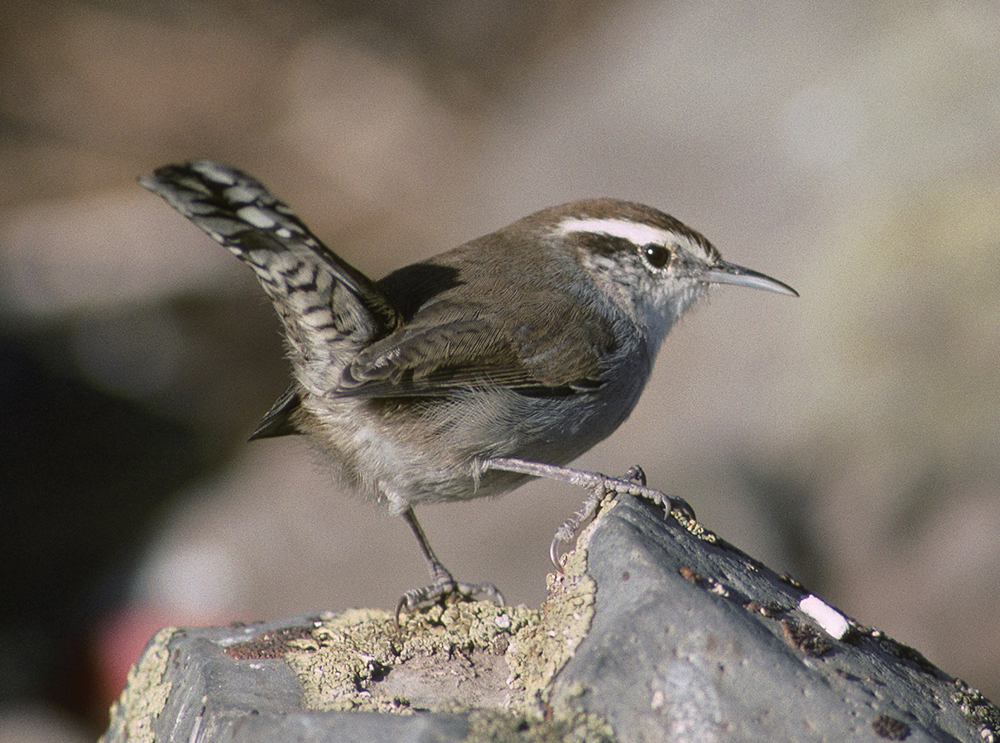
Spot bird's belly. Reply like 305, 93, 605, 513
298, 379, 646, 512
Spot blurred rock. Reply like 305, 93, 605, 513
0, 192, 236, 319
0, 704, 90, 743
769, 170, 1000, 692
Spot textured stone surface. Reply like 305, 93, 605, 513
101, 494, 1000, 742
554, 496, 1000, 742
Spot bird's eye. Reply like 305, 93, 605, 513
642, 244, 671, 269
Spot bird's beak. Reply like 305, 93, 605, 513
702, 261, 798, 297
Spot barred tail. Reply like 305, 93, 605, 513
140, 160, 399, 392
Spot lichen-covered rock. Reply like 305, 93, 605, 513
101, 493, 999, 742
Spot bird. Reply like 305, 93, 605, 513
140, 159, 797, 614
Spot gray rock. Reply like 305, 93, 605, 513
101, 494, 1000, 742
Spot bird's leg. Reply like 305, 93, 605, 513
483, 457, 695, 570
396, 507, 504, 621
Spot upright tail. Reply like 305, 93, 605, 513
140, 160, 400, 397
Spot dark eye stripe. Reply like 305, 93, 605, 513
574, 232, 635, 257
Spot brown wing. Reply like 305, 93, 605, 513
337, 294, 616, 399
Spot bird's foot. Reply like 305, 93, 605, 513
549, 465, 690, 572
548, 465, 693, 568
482, 457, 697, 571
395, 574, 504, 624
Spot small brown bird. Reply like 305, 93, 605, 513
141, 160, 796, 612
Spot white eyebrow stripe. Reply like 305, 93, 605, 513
558, 217, 672, 246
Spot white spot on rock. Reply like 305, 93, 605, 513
799, 594, 849, 639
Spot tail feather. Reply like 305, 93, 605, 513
140, 160, 399, 392
247, 385, 302, 440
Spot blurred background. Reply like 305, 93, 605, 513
2, 0, 999, 739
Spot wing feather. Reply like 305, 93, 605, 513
337, 295, 617, 399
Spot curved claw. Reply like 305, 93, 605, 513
395, 595, 413, 625
668, 494, 697, 521
622, 465, 647, 486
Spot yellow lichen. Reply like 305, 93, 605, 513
100, 627, 177, 743
505, 546, 596, 716
282, 534, 599, 726
284, 602, 537, 712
